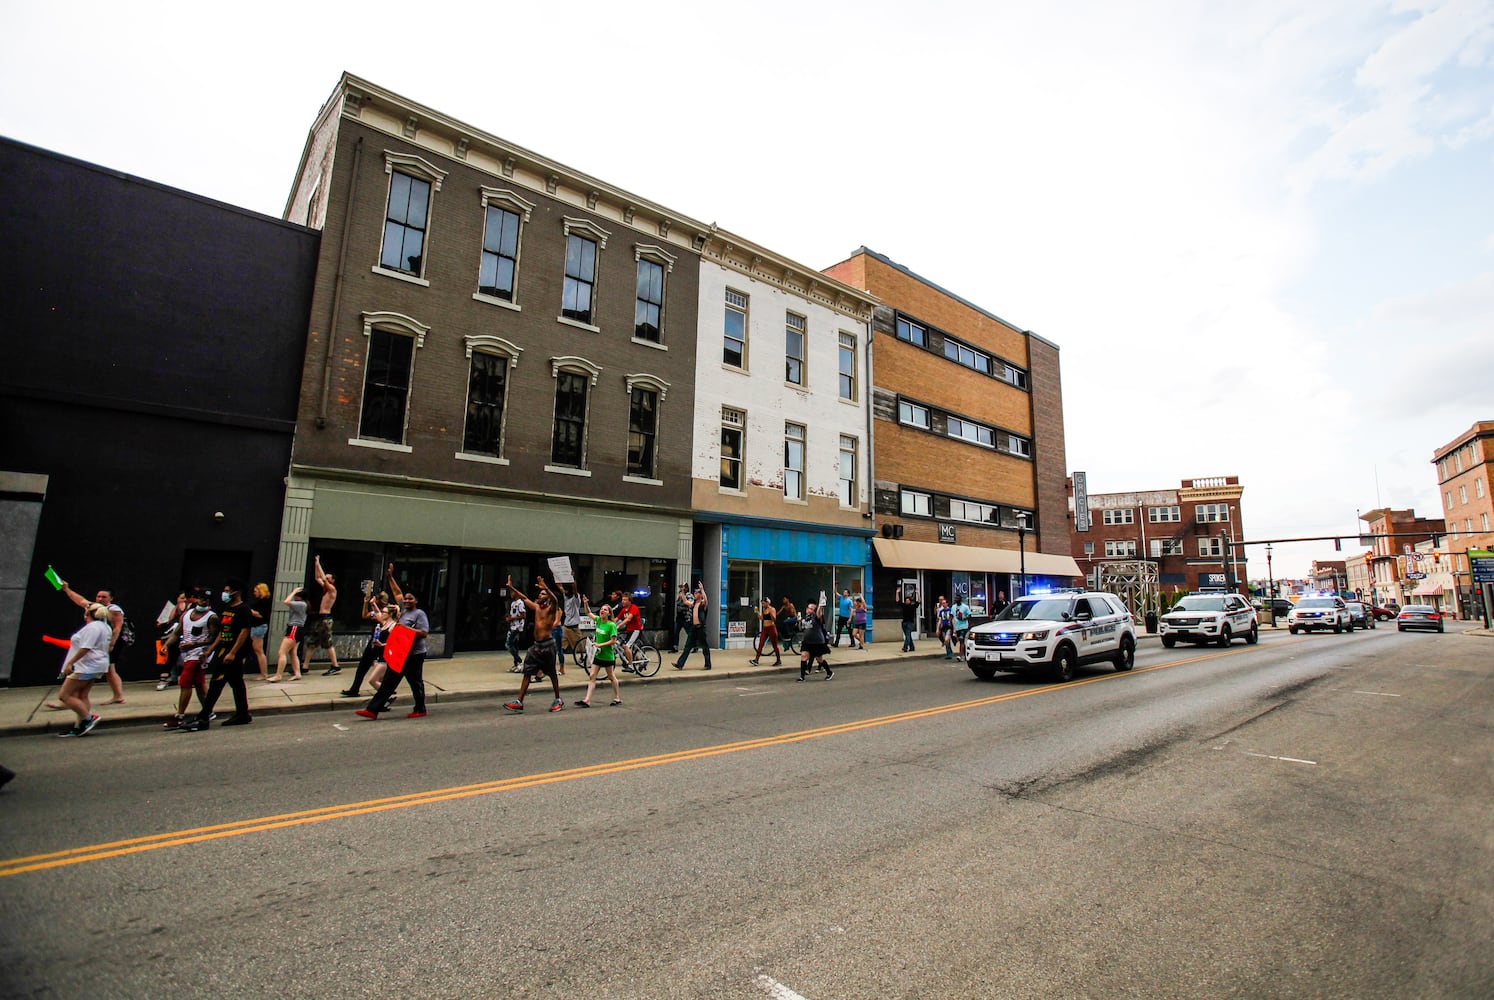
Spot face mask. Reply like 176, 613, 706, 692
221, 591, 232, 603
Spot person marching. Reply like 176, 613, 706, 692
181, 580, 254, 731
749, 596, 782, 666
56, 581, 127, 706
342, 574, 395, 698
308, 555, 342, 676
54, 602, 113, 737
575, 598, 621, 708
952, 594, 973, 659
833, 589, 854, 647
270, 586, 309, 682
797, 602, 833, 681
503, 576, 565, 713
672, 581, 712, 671
355, 563, 429, 720
935, 597, 954, 659
851, 595, 869, 648
163, 588, 218, 730
504, 585, 526, 672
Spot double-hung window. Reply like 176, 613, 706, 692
548, 358, 601, 470
463, 351, 510, 456
720, 407, 745, 490
562, 234, 598, 325
1103, 509, 1134, 525
381, 172, 431, 276
627, 387, 658, 479
785, 312, 806, 386
479, 205, 521, 300
1199, 537, 1224, 557
1105, 540, 1137, 557
838, 436, 857, 507
783, 423, 806, 500
355, 312, 428, 448
1148, 505, 1181, 522
1196, 503, 1230, 523
1006, 434, 1032, 457
635, 258, 665, 343
724, 290, 748, 368
838, 332, 857, 401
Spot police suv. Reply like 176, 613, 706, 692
965, 590, 1137, 683
1159, 592, 1260, 648
1286, 596, 1353, 634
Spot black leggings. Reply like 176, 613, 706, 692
198, 656, 249, 721
367, 653, 425, 714
346, 641, 384, 694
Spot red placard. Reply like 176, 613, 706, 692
383, 623, 416, 674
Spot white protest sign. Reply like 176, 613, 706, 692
547, 556, 575, 584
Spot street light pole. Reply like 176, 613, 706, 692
1266, 543, 1276, 627
1017, 513, 1028, 598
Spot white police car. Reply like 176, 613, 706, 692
1287, 596, 1351, 634
1159, 592, 1259, 648
965, 590, 1137, 683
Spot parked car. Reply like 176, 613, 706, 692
1368, 605, 1397, 621
1287, 596, 1351, 634
1345, 601, 1375, 629
1396, 604, 1445, 633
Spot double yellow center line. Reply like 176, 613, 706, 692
0, 647, 1245, 878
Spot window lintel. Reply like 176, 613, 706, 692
551, 355, 603, 385
479, 186, 536, 221
634, 243, 677, 272
383, 151, 448, 191
562, 216, 611, 249
464, 334, 523, 367
361, 311, 428, 349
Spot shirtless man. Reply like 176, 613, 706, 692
502, 575, 564, 713
310, 554, 342, 675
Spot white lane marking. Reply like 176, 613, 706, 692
757, 975, 809, 1000
1245, 752, 1317, 765
332, 723, 350, 731
1353, 690, 1401, 697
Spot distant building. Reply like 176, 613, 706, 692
1068, 476, 1249, 606
1359, 508, 1446, 608
1432, 421, 1494, 618
1311, 560, 1348, 594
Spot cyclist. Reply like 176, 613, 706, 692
615, 592, 645, 673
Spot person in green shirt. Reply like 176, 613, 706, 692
576, 598, 622, 708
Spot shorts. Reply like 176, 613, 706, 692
523, 641, 557, 678
801, 642, 830, 659
179, 658, 206, 687
250, 624, 269, 640
69, 670, 106, 682
591, 655, 616, 672
623, 630, 642, 648
307, 617, 334, 648
285, 623, 304, 641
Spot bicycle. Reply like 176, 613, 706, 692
617, 634, 661, 678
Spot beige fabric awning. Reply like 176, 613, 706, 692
1411, 582, 1443, 597
872, 537, 1082, 578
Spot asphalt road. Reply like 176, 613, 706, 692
1, 625, 1489, 999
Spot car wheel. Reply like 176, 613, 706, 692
1333, 620, 1342, 634
1246, 624, 1259, 645
1050, 644, 1078, 683
1161, 636, 1176, 648
1397, 625, 1405, 632
968, 664, 996, 681
1437, 623, 1445, 633
1216, 626, 1232, 648
1288, 625, 1298, 635
1114, 634, 1135, 672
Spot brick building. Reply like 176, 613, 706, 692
822, 248, 1078, 638
1069, 476, 1249, 605
1360, 508, 1446, 609
1432, 420, 1494, 618
278, 74, 709, 653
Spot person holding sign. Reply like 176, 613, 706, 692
356, 563, 429, 720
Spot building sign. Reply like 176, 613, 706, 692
938, 523, 957, 544
1201, 572, 1226, 589
727, 620, 747, 637
1073, 471, 1090, 532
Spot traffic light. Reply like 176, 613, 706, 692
1334, 537, 1342, 551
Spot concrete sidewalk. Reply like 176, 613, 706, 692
0, 639, 940, 737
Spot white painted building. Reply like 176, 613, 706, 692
688, 236, 878, 648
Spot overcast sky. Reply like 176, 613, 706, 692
5, 0, 1491, 579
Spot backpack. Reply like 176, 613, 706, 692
119, 616, 137, 647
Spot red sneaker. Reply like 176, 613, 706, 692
354, 709, 378, 720
406, 711, 427, 719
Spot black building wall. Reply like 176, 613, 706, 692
0, 137, 320, 685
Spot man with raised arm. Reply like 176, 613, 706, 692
308, 554, 342, 675
503, 575, 565, 713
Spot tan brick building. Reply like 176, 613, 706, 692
822, 248, 1077, 637
1432, 420, 1494, 617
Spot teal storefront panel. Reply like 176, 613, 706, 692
721, 523, 872, 566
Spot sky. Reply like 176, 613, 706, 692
4, 0, 1492, 579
